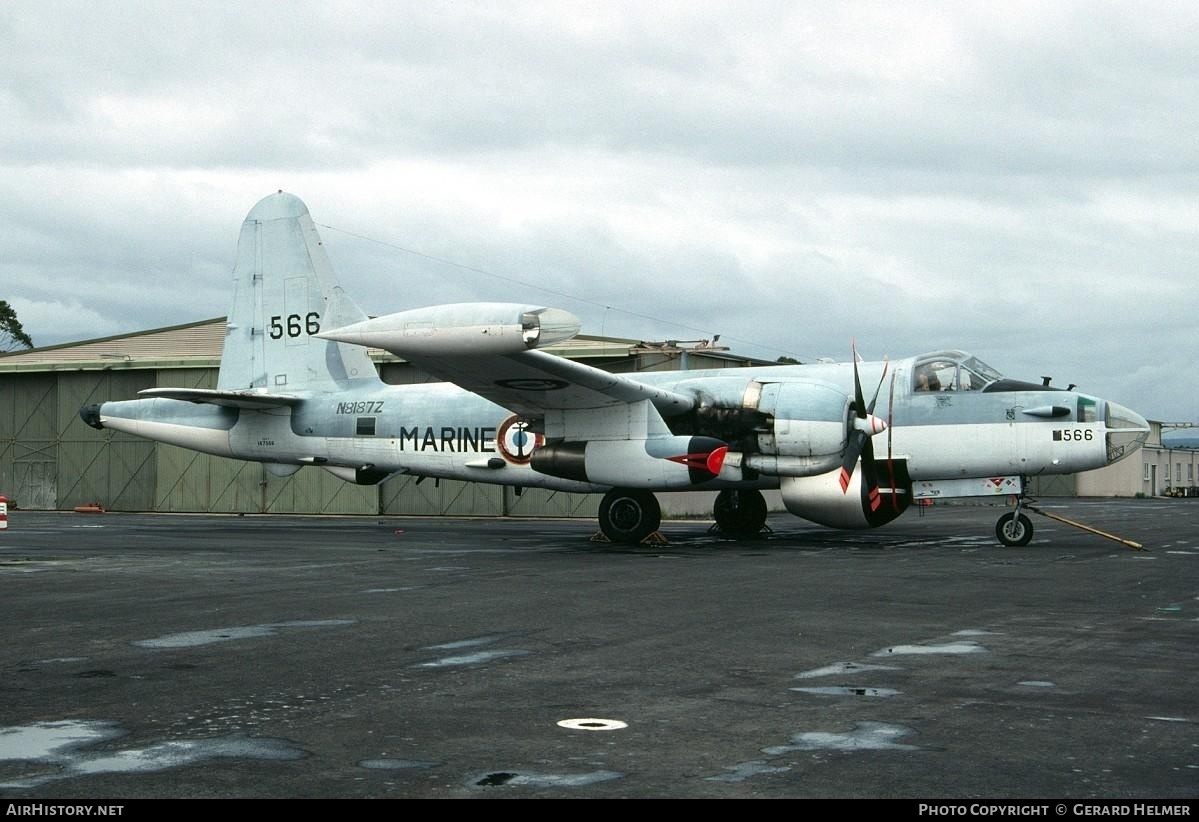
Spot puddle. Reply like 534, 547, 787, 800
360, 587, 418, 593
34, 657, 88, 665
790, 686, 900, 698
0, 721, 305, 789
425, 636, 505, 651
871, 642, 986, 656
358, 758, 441, 770
952, 629, 996, 636
794, 661, 899, 679
133, 619, 356, 649
705, 760, 791, 783
416, 650, 529, 668
763, 721, 922, 753
472, 770, 622, 788
0, 720, 123, 762
1018, 680, 1055, 688
1146, 716, 1189, 723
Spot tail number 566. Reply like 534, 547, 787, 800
269, 313, 321, 339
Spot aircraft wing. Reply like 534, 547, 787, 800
138, 388, 302, 409
318, 303, 695, 417
400, 348, 694, 417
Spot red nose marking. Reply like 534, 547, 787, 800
666, 446, 729, 477
706, 446, 728, 476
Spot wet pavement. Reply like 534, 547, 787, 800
0, 499, 1196, 797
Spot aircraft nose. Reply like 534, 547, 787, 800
1104, 400, 1150, 465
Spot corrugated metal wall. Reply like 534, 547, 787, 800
504, 487, 600, 517
379, 475, 503, 516
1, 366, 582, 517
4, 350, 772, 517
1, 371, 158, 511
0, 373, 59, 510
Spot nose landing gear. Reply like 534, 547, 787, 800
995, 510, 1034, 547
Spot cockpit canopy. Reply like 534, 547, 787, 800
912, 351, 1004, 393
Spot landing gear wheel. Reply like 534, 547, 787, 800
995, 512, 1033, 547
713, 489, 768, 537
598, 488, 661, 544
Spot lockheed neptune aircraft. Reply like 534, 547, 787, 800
81, 193, 1151, 545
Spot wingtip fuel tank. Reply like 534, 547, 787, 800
318, 304, 581, 357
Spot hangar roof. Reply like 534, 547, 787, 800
0, 317, 768, 374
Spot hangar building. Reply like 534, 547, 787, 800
4, 322, 1190, 516
0, 319, 766, 517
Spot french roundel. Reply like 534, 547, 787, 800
497, 415, 544, 464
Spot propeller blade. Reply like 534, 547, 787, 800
851, 339, 866, 419
838, 431, 884, 511
866, 358, 889, 415
886, 370, 900, 512
838, 430, 866, 493
841, 343, 888, 498
860, 437, 883, 512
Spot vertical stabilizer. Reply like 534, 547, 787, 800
218, 191, 380, 392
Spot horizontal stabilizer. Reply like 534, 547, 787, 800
138, 388, 302, 409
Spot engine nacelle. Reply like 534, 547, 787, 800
532, 436, 727, 488
754, 379, 850, 459
675, 376, 853, 475
780, 467, 909, 529
318, 303, 581, 356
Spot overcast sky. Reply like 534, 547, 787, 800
1, 1, 1196, 421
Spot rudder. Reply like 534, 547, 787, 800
218, 191, 380, 392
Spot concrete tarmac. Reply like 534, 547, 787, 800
0, 500, 1196, 798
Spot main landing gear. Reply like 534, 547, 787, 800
597, 488, 769, 544
598, 488, 662, 544
713, 489, 768, 538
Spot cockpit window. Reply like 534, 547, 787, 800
913, 352, 1003, 392
960, 356, 1003, 385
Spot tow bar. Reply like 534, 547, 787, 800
1023, 502, 1145, 551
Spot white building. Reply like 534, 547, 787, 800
1076, 422, 1199, 497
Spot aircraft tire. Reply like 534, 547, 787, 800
713, 489, 768, 537
599, 488, 661, 544
995, 512, 1033, 547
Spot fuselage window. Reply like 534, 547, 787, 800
357, 417, 376, 436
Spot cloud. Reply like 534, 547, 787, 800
0, 1, 1196, 420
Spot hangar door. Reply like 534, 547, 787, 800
0, 374, 58, 509
56, 370, 157, 511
